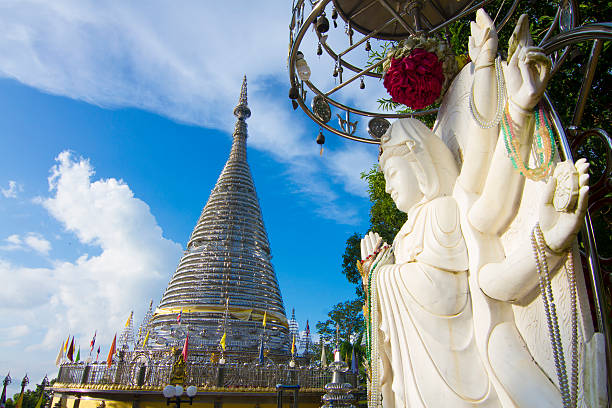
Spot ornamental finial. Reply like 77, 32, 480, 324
239, 75, 247, 106
233, 75, 251, 120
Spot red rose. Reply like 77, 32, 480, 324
383, 48, 444, 110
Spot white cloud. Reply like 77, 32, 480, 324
1, 180, 22, 198
24, 234, 52, 255
6, 234, 21, 245
0, 151, 182, 386
0, 324, 30, 347
0, 1, 379, 222
1, 233, 52, 254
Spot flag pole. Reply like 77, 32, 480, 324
15, 374, 28, 408
0, 373, 12, 408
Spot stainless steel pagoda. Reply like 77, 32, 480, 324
145, 77, 290, 357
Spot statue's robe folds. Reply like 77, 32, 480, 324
375, 196, 499, 407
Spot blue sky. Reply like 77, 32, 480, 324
0, 1, 383, 393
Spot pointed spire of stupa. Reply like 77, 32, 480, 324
289, 308, 299, 341
147, 77, 289, 357
118, 311, 134, 351
136, 300, 154, 348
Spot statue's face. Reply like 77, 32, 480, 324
382, 155, 423, 213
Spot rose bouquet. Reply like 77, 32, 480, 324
382, 36, 461, 110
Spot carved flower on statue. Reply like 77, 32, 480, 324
382, 35, 459, 110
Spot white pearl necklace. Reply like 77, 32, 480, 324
531, 224, 579, 408
469, 57, 505, 129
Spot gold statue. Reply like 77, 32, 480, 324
169, 347, 186, 385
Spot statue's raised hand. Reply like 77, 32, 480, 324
505, 15, 552, 112
468, 9, 498, 67
539, 159, 590, 253
360, 231, 384, 284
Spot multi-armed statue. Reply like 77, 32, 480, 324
359, 10, 606, 408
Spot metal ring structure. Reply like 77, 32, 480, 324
289, 0, 484, 144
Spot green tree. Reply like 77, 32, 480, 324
315, 299, 364, 345
5, 380, 53, 408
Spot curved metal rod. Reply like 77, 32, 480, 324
316, 10, 398, 79
289, 0, 326, 88
295, 94, 380, 144
494, 0, 520, 33
543, 93, 612, 406
540, 23, 612, 54
312, 0, 494, 78
429, 0, 494, 34
289, 9, 439, 145
305, 79, 438, 118
538, 6, 561, 47
570, 128, 612, 204
550, 46, 571, 77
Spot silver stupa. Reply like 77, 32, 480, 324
144, 77, 290, 358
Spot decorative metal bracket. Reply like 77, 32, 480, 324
337, 112, 358, 135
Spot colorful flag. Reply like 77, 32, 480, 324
182, 333, 189, 362
142, 330, 150, 348
90, 331, 96, 352
305, 320, 310, 336
176, 310, 182, 324
219, 332, 226, 351
66, 337, 75, 362
125, 312, 133, 328
291, 335, 295, 355
55, 342, 63, 366
75, 347, 81, 363
64, 335, 70, 352
96, 346, 100, 362
106, 334, 117, 368
258, 339, 264, 364
262, 311, 267, 328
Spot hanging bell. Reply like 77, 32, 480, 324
292, 100, 299, 110
316, 130, 325, 155
331, 8, 338, 28
316, 14, 330, 34
317, 43, 322, 56
365, 40, 371, 52
360, 77, 365, 89
289, 86, 299, 100
332, 65, 338, 77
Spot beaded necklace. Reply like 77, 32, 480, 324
501, 103, 556, 181
364, 246, 391, 408
531, 224, 578, 408
469, 57, 505, 129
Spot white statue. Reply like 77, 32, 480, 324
360, 9, 606, 408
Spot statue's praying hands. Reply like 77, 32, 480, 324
359, 231, 384, 284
